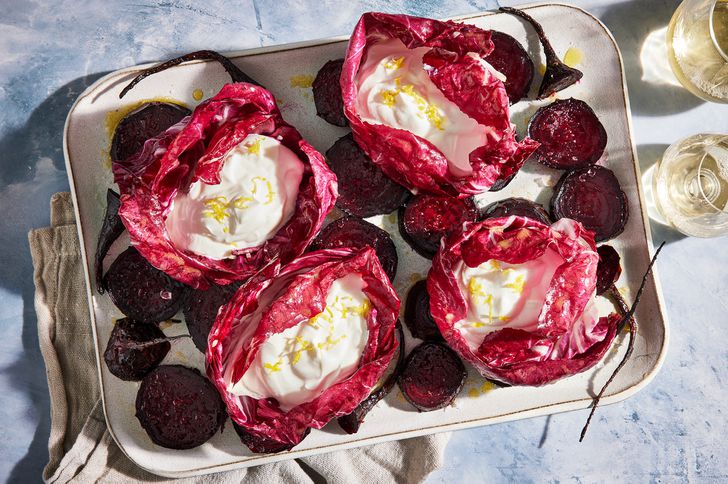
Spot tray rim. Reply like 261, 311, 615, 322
62, 2, 670, 478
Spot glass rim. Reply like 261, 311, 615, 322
698, 133, 728, 213
710, 0, 728, 62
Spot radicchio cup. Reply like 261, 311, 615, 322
206, 247, 400, 449
428, 216, 621, 386
341, 12, 538, 197
115, 83, 338, 289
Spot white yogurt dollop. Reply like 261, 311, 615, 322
454, 249, 564, 351
165, 134, 304, 260
355, 38, 496, 176
228, 274, 370, 411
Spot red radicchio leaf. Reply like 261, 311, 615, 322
206, 247, 400, 448
115, 83, 338, 289
341, 12, 539, 197
427, 215, 621, 386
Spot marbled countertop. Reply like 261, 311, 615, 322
2, 0, 727, 482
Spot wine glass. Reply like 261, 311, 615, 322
644, 134, 728, 237
667, 0, 728, 103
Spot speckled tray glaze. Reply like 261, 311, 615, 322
63, 3, 668, 478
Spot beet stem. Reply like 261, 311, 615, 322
498, 6, 583, 99
94, 189, 124, 294
119, 50, 261, 99
499, 7, 557, 60
579, 241, 665, 442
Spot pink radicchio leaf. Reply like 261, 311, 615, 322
341, 12, 538, 197
427, 215, 620, 386
116, 83, 338, 289
477, 314, 619, 386
206, 247, 400, 448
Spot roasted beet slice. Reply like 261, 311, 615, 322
233, 422, 308, 453
110, 102, 190, 163
499, 7, 583, 99
398, 342, 466, 412
95, 189, 125, 294
596, 245, 622, 295
482, 197, 551, 225
183, 284, 237, 353
104, 247, 188, 323
120, 50, 260, 99
338, 323, 405, 434
399, 195, 480, 259
326, 134, 410, 217
136, 365, 226, 449
313, 59, 348, 127
484, 31, 534, 103
551, 165, 628, 242
404, 281, 442, 341
103, 318, 170, 381
528, 98, 607, 170
310, 216, 398, 281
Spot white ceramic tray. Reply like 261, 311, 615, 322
64, 3, 668, 478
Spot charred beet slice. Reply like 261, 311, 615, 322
95, 189, 125, 294
110, 102, 190, 163
326, 134, 410, 218
482, 197, 552, 225
499, 7, 584, 99
136, 365, 226, 449
120, 50, 260, 99
528, 98, 607, 170
311, 216, 398, 281
399, 195, 480, 259
183, 284, 238, 353
596, 245, 622, 295
233, 422, 308, 453
404, 281, 443, 342
551, 165, 629, 242
313, 59, 348, 127
338, 322, 406, 434
484, 31, 534, 103
398, 342, 466, 412
103, 318, 171, 381
104, 247, 188, 323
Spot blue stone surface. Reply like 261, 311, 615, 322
1, 0, 727, 481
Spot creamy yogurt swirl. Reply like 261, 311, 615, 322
355, 38, 503, 177
454, 249, 564, 351
165, 134, 304, 260
228, 274, 370, 411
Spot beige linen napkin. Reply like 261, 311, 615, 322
29, 192, 450, 483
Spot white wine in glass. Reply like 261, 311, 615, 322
667, 0, 728, 102
649, 134, 728, 237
